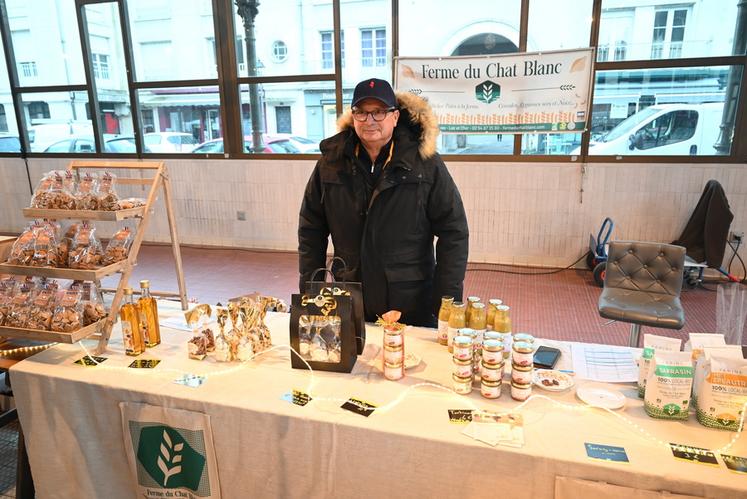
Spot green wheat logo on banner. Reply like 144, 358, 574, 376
475, 80, 500, 104
133, 424, 210, 494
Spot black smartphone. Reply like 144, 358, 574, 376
533, 345, 561, 369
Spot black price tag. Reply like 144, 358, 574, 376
448, 409, 474, 424
722, 454, 747, 474
341, 397, 376, 417
74, 355, 107, 366
282, 390, 312, 406
670, 443, 719, 466
585, 443, 629, 463
128, 359, 161, 369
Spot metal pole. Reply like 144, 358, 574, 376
714, 0, 747, 155
236, 0, 265, 152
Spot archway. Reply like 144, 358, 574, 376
450, 33, 518, 56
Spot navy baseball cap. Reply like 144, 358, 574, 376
351, 78, 397, 109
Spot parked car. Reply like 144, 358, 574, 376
43, 135, 150, 153
143, 132, 197, 153
29, 122, 94, 152
572, 103, 724, 156
0, 134, 20, 152
191, 135, 301, 154
271, 134, 321, 153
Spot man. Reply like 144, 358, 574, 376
298, 78, 468, 327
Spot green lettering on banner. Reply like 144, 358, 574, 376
131, 423, 211, 496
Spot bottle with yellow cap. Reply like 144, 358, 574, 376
120, 287, 145, 356
138, 279, 161, 347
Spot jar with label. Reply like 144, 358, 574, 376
481, 379, 502, 399
384, 329, 404, 348
511, 363, 533, 384
453, 357, 473, 379
486, 299, 503, 331
384, 345, 404, 365
511, 380, 532, 401
453, 373, 473, 395
452, 335, 473, 361
512, 341, 534, 367
120, 287, 144, 356
480, 361, 504, 382
493, 305, 513, 358
468, 302, 487, 342
482, 339, 504, 364
437, 296, 454, 346
447, 301, 466, 352
384, 360, 404, 381
465, 296, 481, 324
484, 331, 502, 342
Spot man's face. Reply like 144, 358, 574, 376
352, 98, 399, 149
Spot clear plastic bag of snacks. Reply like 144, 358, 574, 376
75, 173, 99, 210
5, 283, 35, 328
116, 197, 145, 210
55, 222, 79, 268
102, 226, 133, 265
25, 284, 56, 330
97, 172, 119, 211
51, 288, 84, 333
78, 281, 106, 326
7, 222, 42, 265
185, 304, 212, 360
29, 223, 59, 267
29, 172, 55, 208
68, 222, 103, 269
42, 171, 76, 210
0, 278, 18, 325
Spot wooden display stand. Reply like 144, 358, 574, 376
0, 160, 188, 353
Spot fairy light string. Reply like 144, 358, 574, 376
74, 339, 746, 456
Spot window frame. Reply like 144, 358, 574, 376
0, 0, 740, 162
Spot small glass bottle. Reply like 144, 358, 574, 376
138, 280, 161, 347
465, 296, 481, 324
120, 287, 145, 356
486, 298, 502, 331
494, 305, 513, 359
437, 296, 454, 346
447, 301, 467, 352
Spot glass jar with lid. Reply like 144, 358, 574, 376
447, 301, 467, 352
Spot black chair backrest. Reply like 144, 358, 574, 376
605, 241, 686, 296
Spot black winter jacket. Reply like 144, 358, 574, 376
298, 92, 469, 327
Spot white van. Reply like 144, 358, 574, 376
573, 103, 724, 156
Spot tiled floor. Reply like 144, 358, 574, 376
0, 245, 732, 496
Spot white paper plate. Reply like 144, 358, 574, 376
533, 369, 574, 392
576, 387, 626, 410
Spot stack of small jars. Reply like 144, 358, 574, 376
382, 318, 405, 381
510, 333, 535, 401
480, 336, 505, 398
452, 332, 474, 394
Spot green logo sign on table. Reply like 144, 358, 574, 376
120, 402, 221, 499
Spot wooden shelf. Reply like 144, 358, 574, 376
0, 260, 128, 280
0, 319, 105, 344
22, 206, 144, 221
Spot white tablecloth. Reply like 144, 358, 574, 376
10, 310, 746, 498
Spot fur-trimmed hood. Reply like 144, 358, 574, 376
335, 91, 440, 159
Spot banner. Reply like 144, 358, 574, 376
394, 48, 594, 134
120, 402, 222, 499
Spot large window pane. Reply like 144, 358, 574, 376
128, 0, 217, 81
233, 0, 333, 78
341, 0, 392, 87
7, 0, 86, 86
84, 3, 135, 154
599, 0, 744, 62
138, 87, 221, 153
239, 81, 332, 153
588, 66, 742, 156
399, 0, 521, 155
0, 32, 20, 152
22, 92, 91, 153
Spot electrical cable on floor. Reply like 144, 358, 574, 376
466, 251, 590, 276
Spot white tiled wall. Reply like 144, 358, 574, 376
1, 157, 745, 274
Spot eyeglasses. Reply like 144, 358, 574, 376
352, 107, 397, 122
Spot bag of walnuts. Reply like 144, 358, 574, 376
7, 222, 42, 266
78, 281, 106, 326
29, 172, 55, 209
55, 222, 80, 268
75, 173, 99, 210
4, 282, 35, 328
68, 222, 103, 269
97, 172, 119, 211
25, 283, 57, 331
29, 223, 59, 267
51, 288, 84, 333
